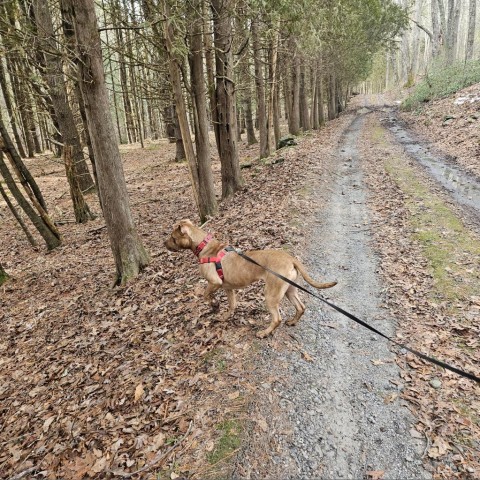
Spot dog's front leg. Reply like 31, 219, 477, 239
220, 289, 237, 321
203, 280, 222, 310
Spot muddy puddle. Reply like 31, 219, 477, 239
384, 115, 480, 215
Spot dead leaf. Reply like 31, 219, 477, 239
134, 383, 144, 403
43, 416, 55, 433
255, 417, 269, 432
366, 470, 385, 480
302, 351, 314, 362
228, 391, 240, 400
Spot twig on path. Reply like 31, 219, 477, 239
8, 467, 37, 480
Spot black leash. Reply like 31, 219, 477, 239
234, 250, 480, 384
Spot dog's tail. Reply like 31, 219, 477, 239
293, 259, 337, 290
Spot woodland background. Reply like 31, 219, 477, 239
0, 0, 480, 478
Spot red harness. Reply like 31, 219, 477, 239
194, 234, 234, 281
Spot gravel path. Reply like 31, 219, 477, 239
235, 113, 430, 479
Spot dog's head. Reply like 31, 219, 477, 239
164, 219, 195, 252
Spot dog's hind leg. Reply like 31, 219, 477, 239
256, 280, 289, 338
285, 285, 305, 326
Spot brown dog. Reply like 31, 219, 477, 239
164, 219, 337, 338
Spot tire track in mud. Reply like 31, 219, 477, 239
235, 112, 431, 479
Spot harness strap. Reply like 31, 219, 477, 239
194, 233, 213, 256
199, 246, 235, 281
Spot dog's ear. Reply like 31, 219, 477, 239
178, 221, 192, 236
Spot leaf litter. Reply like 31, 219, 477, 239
1, 96, 479, 478
360, 111, 480, 479
0, 132, 331, 478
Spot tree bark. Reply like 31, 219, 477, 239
33, 0, 96, 207
161, 0, 202, 211
211, 0, 243, 198
0, 55, 26, 158
299, 63, 310, 131
0, 180, 37, 247
64, 0, 150, 285
244, 96, 257, 145
0, 112, 48, 212
431, 0, 442, 57
288, 45, 301, 135
267, 29, 279, 152
252, 19, 269, 158
189, 0, 218, 220
64, 146, 96, 223
0, 261, 8, 286
60, 1, 99, 190
465, 0, 476, 61
0, 150, 61, 250
317, 70, 325, 127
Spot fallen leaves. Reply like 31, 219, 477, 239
361, 112, 480, 479
134, 383, 144, 403
0, 134, 316, 478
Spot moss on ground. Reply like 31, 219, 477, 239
207, 419, 242, 466
384, 157, 480, 309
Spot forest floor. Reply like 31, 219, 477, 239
0, 85, 479, 480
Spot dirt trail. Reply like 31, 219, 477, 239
236, 112, 430, 479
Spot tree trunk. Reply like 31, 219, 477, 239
0, 55, 26, 158
317, 71, 325, 127
33, 0, 96, 206
273, 82, 281, 147
174, 109, 186, 162
465, 0, 476, 61
445, 0, 461, 64
311, 68, 319, 130
113, 3, 137, 144
189, 0, 218, 220
7, 59, 36, 157
211, 0, 243, 198
267, 30, 279, 152
0, 180, 37, 247
161, 0, 202, 212
64, 146, 96, 223
64, 0, 150, 285
0, 112, 48, 211
0, 150, 61, 250
203, 0, 219, 153
60, 1, 99, 190
431, 0, 442, 57
327, 73, 337, 120
0, 261, 8, 286
299, 63, 310, 131
244, 97, 257, 145
289, 47, 301, 135
252, 19, 269, 158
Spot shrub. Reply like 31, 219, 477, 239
401, 59, 480, 111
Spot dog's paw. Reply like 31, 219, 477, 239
256, 329, 270, 339
220, 312, 232, 322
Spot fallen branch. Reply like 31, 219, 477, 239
8, 467, 37, 480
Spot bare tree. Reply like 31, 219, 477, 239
465, 0, 476, 61
211, 0, 243, 198
32, 0, 96, 217
62, 0, 150, 285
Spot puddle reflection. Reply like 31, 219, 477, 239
387, 121, 480, 212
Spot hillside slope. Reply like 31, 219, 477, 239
400, 83, 480, 178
